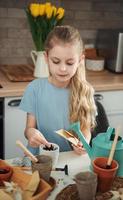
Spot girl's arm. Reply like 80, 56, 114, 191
24, 113, 51, 148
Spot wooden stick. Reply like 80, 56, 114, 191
16, 140, 38, 163
107, 126, 120, 166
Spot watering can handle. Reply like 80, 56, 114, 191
105, 127, 115, 142
30, 50, 37, 65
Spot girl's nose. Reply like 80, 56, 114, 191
60, 64, 66, 71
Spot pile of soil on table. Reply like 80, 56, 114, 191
55, 177, 123, 200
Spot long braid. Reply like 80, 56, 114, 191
69, 63, 96, 130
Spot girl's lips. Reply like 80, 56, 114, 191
57, 74, 68, 77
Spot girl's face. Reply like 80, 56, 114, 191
45, 43, 83, 86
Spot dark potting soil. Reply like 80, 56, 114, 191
55, 177, 123, 200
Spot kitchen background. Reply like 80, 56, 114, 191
0, 0, 123, 65
0, 0, 123, 160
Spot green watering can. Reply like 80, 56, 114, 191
69, 122, 123, 176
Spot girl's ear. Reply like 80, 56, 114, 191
44, 51, 48, 64
79, 53, 85, 64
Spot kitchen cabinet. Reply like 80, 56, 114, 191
4, 97, 27, 159
96, 90, 123, 136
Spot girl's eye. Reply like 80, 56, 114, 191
67, 63, 74, 66
52, 61, 60, 64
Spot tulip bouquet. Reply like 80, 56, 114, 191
26, 2, 65, 51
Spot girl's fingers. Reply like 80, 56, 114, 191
77, 142, 85, 150
37, 132, 51, 146
36, 136, 51, 147
72, 143, 86, 155
77, 141, 83, 147
72, 143, 83, 149
30, 132, 51, 147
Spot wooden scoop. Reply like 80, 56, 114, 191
106, 126, 120, 169
16, 140, 38, 163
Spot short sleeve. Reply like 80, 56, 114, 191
19, 81, 36, 115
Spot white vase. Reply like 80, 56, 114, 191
31, 50, 49, 78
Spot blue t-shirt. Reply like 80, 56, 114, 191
19, 78, 72, 153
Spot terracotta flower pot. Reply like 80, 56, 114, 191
0, 166, 13, 186
92, 157, 119, 193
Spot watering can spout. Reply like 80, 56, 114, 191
69, 122, 93, 159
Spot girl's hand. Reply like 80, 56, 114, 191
72, 142, 86, 155
26, 128, 51, 148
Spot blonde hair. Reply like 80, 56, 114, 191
45, 25, 96, 131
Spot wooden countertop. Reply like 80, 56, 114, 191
86, 70, 123, 91
0, 68, 123, 97
0, 70, 29, 97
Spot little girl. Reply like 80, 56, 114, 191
20, 25, 97, 155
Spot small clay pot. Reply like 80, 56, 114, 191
0, 166, 13, 186
74, 171, 97, 200
92, 157, 119, 193
31, 155, 52, 182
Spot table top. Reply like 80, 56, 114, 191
6, 151, 91, 200
49, 151, 90, 200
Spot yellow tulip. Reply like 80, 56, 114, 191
26, 2, 65, 51
39, 4, 45, 16
52, 6, 57, 16
56, 7, 65, 20
30, 3, 40, 17
45, 5, 53, 19
45, 2, 51, 8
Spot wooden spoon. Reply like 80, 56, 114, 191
106, 126, 120, 169
16, 140, 38, 163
